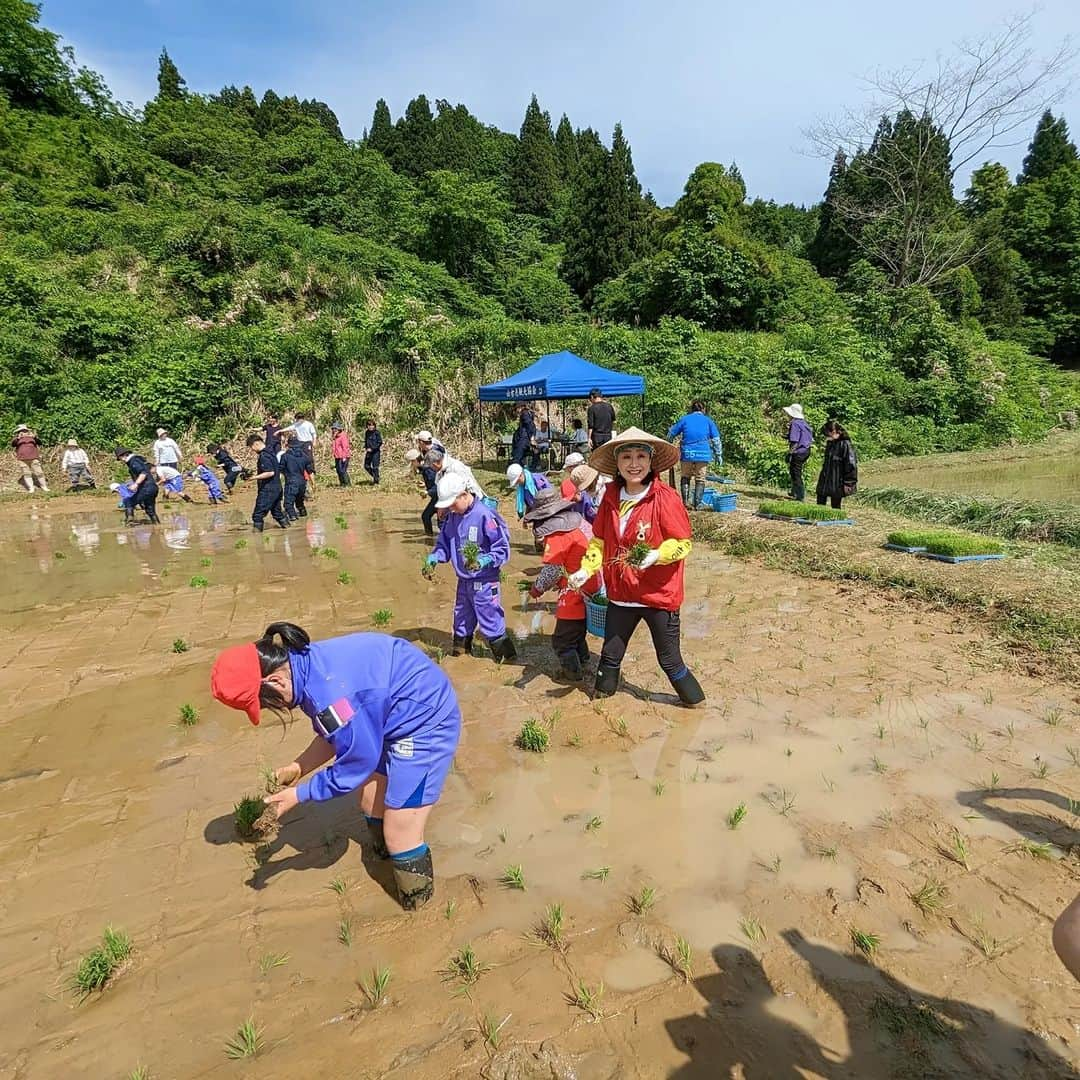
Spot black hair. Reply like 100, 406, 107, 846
295, 411, 307, 420
255, 622, 311, 710
571, 417, 582, 428
691, 399, 705, 412
822, 419, 849, 440
365, 418, 376, 426
589, 388, 601, 399
205, 442, 220, 453
245, 433, 263, 447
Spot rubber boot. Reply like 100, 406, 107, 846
392, 847, 434, 910
557, 650, 584, 682
252, 522, 264, 533
124, 509, 134, 526
680, 477, 691, 507
452, 635, 474, 657
671, 669, 706, 707
693, 479, 705, 510
594, 664, 620, 698
490, 634, 517, 662
577, 640, 591, 665
364, 816, 389, 860
148, 509, 161, 524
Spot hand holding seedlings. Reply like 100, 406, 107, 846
264, 787, 300, 820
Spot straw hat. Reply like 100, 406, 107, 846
156, 427, 167, 437
66, 438, 79, 447
569, 464, 599, 491
782, 404, 805, 421
14, 424, 28, 433
588, 427, 680, 476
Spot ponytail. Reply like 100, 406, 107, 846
255, 622, 310, 710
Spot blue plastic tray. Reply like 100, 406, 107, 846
884, 543, 926, 553
917, 552, 1005, 564
757, 512, 854, 527
706, 475, 737, 484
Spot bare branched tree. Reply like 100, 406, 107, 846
806, 12, 1076, 287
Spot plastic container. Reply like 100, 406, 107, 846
584, 594, 608, 638
709, 492, 737, 513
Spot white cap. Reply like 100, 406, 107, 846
435, 473, 467, 509
404, 448, 421, 461
506, 463, 523, 488
563, 452, 585, 469
156, 427, 167, 437
109, 483, 121, 492
416, 430, 434, 443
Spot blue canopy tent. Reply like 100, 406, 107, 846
477, 350, 646, 464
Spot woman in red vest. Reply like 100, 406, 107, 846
568, 428, 704, 706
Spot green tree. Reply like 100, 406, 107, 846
418, 170, 509, 281
1019, 110, 1077, 183
510, 94, 558, 217
808, 149, 857, 277
0, 0, 76, 112
156, 47, 185, 101
963, 162, 1022, 338
554, 113, 577, 181
675, 162, 745, 228
392, 94, 435, 177
367, 97, 396, 158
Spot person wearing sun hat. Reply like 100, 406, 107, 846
525, 487, 600, 682
422, 473, 516, 662
61, 438, 95, 490
152, 427, 182, 470
561, 461, 600, 524
783, 403, 813, 502
567, 427, 704, 706
11, 424, 48, 492
209, 621, 462, 911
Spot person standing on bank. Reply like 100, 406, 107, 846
153, 427, 182, 470
331, 422, 351, 486
11, 424, 49, 492
587, 388, 616, 450
246, 432, 288, 531
783, 404, 813, 502
61, 439, 95, 490
363, 419, 382, 485
668, 400, 723, 510
210, 623, 461, 910
511, 402, 536, 467
568, 428, 704, 707
114, 447, 160, 524
264, 414, 282, 455
815, 420, 858, 510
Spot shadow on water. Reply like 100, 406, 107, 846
956, 786, 1080, 850
666, 932, 1079, 1079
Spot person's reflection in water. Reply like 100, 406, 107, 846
163, 513, 190, 551
70, 517, 100, 556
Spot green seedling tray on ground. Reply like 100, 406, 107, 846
917, 552, 1006, 564
757, 512, 854, 527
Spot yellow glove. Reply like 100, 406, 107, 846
656, 538, 692, 565
579, 537, 604, 575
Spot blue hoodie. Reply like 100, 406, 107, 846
432, 495, 510, 579
668, 411, 722, 463
292, 634, 459, 804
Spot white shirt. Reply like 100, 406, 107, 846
153, 437, 181, 465
61, 448, 89, 469
156, 465, 181, 482
439, 455, 486, 499
285, 420, 316, 443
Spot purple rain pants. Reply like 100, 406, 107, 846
453, 576, 506, 642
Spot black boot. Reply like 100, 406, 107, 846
252, 522, 264, 532
452, 635, 474, 657
594, 664, 620, 698
557, 650, 584, 682
693, 480, 705, 510
490, 634, 517, 662
671, 669, 706, 707
577, 640, 591, 665
392, 847, 434, 910
680, 477, 691, 507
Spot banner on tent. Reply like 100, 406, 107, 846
504, 382, 546, 400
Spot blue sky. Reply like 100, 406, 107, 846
44, 0, 1079, 207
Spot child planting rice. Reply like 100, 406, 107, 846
211, 623, 461, 910
569, 428, 704, 706
423, 474, 516, 662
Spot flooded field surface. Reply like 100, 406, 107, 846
1, 488, 1079, 1078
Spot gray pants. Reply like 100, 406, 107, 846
67, 464, 94, 487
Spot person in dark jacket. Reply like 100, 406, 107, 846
587, 389, 616, 449
114, 447, 160, 524
407, 448, 439, 537
510, 402, 535, 467
207, 442, 245, 491
363, 419, 382, 484
246, 433, 288, 531
815, 420, 858, 510
280, 433, 309, 521
783, 403, 813, 502
263, 414, 282, 454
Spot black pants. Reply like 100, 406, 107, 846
421, 495, 438, 537
817, 494, 842, 509
363, 450, 380, 484
600, 604, 687, 681
224, 469, 239, 491
253, 481, 287, 528
284, 480, 307, 519
298, 442, 315, 474
591, 432, 612, 450
552, 618, 590, 662
511, 439, 530, 466
335, 457, 351, 485
131, 487, 160, 523
788, 453, 809, 501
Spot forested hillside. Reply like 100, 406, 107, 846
0, 0, 1077, 478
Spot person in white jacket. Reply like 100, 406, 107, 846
424, 446, 485, 500
61, 439, 95, 490
153, 428, 182, 468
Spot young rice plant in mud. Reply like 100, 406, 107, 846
851, 927, 881, 958
171, 638, 189, 653
443, 944, 489, 988
628, 885, 657, 915
516, 717, 549, 752
566, 980, 605, 1021
1006, 839, 1055, 861
659, 936, 693, 982
199, 557, 212, 568
234, 538, 247, 550
500, 864, 526, 890
72, 926, 132, 997
320, 546, 339, 559
177, 703, 199, 727
337, 570, 354, 585
360, 967, 392, 1007
910, 878, 948, 917
444, 899, 457, 920
127, 1067, 150, 1080
740, 916, 766, 945
328, 877, 348, 896
582, 866, 611, 882
534, 903, 566, 950
338, 918, 353, 947
371, 608, 392, 627
868, 996, 948, 1044
946, 830, 971, 871
224, 1017, 263, 1059
480, 1013, 510, 1051
727, 802, 747, 829
585, 815, 603, 833
259, 952, 289, 974
334, 513, 348, 529
189, 575, 208, 588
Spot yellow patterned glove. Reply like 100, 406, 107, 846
656, 538, 692, 565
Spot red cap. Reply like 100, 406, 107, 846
194, 455, 206, 465
210, 643, 262, 726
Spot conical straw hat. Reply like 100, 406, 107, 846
588, 426, 680, 476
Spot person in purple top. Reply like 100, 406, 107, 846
783, 403, 814, 502
505, 463, 550, 519
423, 473, 516, 663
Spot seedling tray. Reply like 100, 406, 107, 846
884, 543, 926, 553
757, 512, 854, 527
917, 552, 1006, 564
705, 475, 737, 484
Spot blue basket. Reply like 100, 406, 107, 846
700, 489, 736, 512
584, 595, 608, 638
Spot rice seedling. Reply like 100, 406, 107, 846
617, 540, 653, 568
873, 692, 884, 708
54, 550, 66, 560
516, 717, 549, 752
759, 499, 847, 521
767, 788, 797, 816
875, 723, 886, 740
653, 780, 666, 796
981, 771, 1001, 793
818, 845, 838, 861
909, 878, 948, 917
850, 927, 880, 958
444, 899, 457, 920
566, 980, 605, 1021
499, 864, 526, 891
338, 918, 353, 947
233, 795, 269, 840
566, 731, 583, 748
585, 815, 603, 832
534, 903, 566, 950
127, 1067, 151, 1080
885, 529, 1004, 557
224, 1017, 263, 1060
337, 570, 354, 585
72, 926, 132, 997
462, 540, 482, 570
498, 828, 507, 843
1006, 839, 1055, 861
1004, 721, 1015, 740
480, 1012, 510, 1050
740, 916, 766, 944
360, 966, 392, 1007
371, 608, 392, 627
328, 877, 348, 896
876, 810, 893, 829
582, 866, 611, 882
188, 575, 209, 588
442, 943, 489, 987
171, 638, 189, 653
334, 513, 348, 529
1033, 756, 1050, 779
320, 546, 339, 559
258, 949, 289, 974
234, 538, 247, 550
177, 702, 199, 726
726, 802, 747, 829
971, 919, 1005, 960
743, 727, 755, 742
199, 556, 212, 567
784, 746, 793, 758
982, 687, 993, 706
1067, 746, 1080, 767
821, 774, 836, 793
608, 716, 631, 739
628, 885, 657, 915
659, 935, 693, 982
946, 830, 971, 871
1045, 708, 1064, 727
1068, 797, 1080, 817
964, 732, 984, 754
871, 755, 888, 774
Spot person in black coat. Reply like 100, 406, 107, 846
114, 448, 160, 524
246, 433, 288, 531
280, 433, 309, 521
363, 419, 383, 484
815, 421, 858, 510
510, 402, 535, 467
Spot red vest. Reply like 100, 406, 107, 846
593, 480, 689, 611
541, 527, 598, 620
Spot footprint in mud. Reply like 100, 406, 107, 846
0, 768, 59, 788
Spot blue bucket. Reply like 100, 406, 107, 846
584, 594, 608, 638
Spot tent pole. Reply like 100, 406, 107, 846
545, 399, 551, 470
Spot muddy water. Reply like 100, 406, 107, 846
1, 491, 1078, 1078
